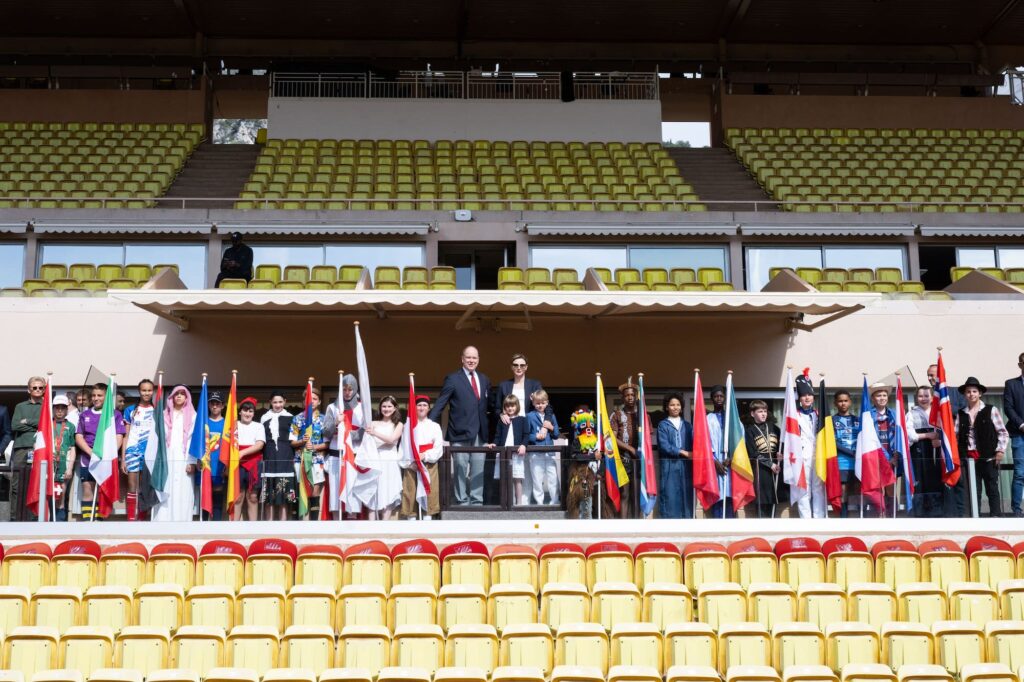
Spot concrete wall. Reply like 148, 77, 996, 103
267, 99, 662, 142
2, 297, 1021, 393
0, 90, 205, 123
721, 94, 1024, 130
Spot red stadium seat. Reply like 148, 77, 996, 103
539, 543, 586, 586
198, 540, 247, 591
247, 538, 298, 589
490, 543, 538, 589
822, 537, 872, 590
1014, 541, 1024, 578
871, 540, 921, 588
392, 539, 440, 589
2, 541, 54, 590
727, 538, 778, 588
148, 542, 198, 590
585, 541, 634, 588
100, 542, 149, 589
296, 544, 344, 591
774, 538, 825, 589
344, 540, 392, 590
963, 536, 1015, 590
440, 541, 490, 589
632, 542, 681, 590
53, 539, 101, 590
683, 542, 729, 593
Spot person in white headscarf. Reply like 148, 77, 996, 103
152, 385, 197, 522
323, 374, 372, 519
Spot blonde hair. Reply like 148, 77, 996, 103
531, 389, 549, 403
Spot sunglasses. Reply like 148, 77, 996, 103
511, 363, 527, 368
30, 386, 45, 391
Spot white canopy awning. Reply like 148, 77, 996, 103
741, 224, 915, 237
221, 223, 431, 236
526, 223, 736, 236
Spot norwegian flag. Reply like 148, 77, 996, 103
781, 368, 808, 500
929, 352, 962, 487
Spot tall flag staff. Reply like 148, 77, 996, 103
781, 367, 807, 513
595, 372, 629, 513
725, 370, 755, 515
399, 372, 431, 517
26, 372, 55, 522
88, 373, 120, 521
220, 370, 240, 518
815, 373, 843, 513
929, 348, 965, 513
691, 369, 720, 514
636, 372, 658, 518
894, 372, 916, 517
190, 373, 212, 520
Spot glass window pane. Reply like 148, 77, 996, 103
126, 243, 207, 289
629, 246, 728, 274
956, 247, 997, 268
745, 247, 821, 291
997, 247, 1024, 268
0, 243, 25, 288
39, 243, 123, 270
249, 245, 324, 270
325, 244, 425, 272
529, 246, 627, 277
824, 246, 906, 274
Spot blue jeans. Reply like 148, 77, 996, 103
658, 458, 693, 519
708, 498, 736, 519
1012, 436, 1024, 513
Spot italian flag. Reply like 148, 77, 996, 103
87, 377, 121, 517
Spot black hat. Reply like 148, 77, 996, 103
795, 373, 815, 397
230, 231, 243, 241
958, 376, 987, 395
208, 392, 223, 403
708, 384, 726, 396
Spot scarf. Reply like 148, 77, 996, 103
164, 385, 196, 450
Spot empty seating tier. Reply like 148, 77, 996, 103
2, 264, 179, 298
726, 128, 1024, 213
235, 139, 705, 212
0, 122, 203, 208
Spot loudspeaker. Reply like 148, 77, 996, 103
560, 71, 575, 102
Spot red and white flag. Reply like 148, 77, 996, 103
781, 368, 808, 501
25, 376, 54, 520
399, 374, 431, 510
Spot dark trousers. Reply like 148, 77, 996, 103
976, 457, 1003, 516
944, 475, 967, 517
8, 447, 31, 521
708, 498, 736, 519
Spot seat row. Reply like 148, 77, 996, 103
2, 618, 1023, 681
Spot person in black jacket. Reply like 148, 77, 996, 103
216, 232, 254, 286
955, 377, 1009, 517
487, 353, 542, 503
1002, 352, 1024, 517
488, 394, 530, 506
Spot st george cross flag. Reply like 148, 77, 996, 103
188, 375, 213, 516
929, 352, 962, 487
351, 322, 381, 498
88, 377, 121, 517
725, 372, 756, 512
781, 368, 808, 503
894, 374, 916, 511
596, 373, 630, 512
399, 373, 431, 510
636, 374, 657, 517
691, 370, 721, 510
25, 375, 54, 520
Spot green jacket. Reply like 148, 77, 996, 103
52, 419, 76, 480
12, 400, 41, 449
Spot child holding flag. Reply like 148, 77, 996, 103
74, 383, 125, 520
400, 394, 444, 519
290, 384, 327, 520
51, 395, 77, 520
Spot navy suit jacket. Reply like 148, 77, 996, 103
492, 378, 544, 416
1003, 375, 1024, 434
430, 369, 491, 443
493, 415, 530, 447
0, 405, 11, 458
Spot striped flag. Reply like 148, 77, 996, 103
815, 377, 843, 512
929, 353, 962, 487
691, 370, 720, 510
726, 372, 756, 512
399, 373, 431, 510
220, 372, 241, 512
894, 375, 916, 511
25, 375, 54, 520
781, 368, 807, 499
596, 374, 630, 512
636, 374, 657, 517
139, 375, 167, 515
855, 376, 887, 503
88, 377, 121, 517
189, 375, 213, 516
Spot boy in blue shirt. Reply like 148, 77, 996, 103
832, 390, 861, 517
527, 389, 561, 505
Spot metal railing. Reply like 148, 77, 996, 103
1008, 70, 1024, 105
270, 71, 660, 101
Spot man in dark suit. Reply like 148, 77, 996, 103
1003, 352, 1024, 517
430, 345, 491, 505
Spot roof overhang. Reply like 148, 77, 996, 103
31, 223, 211, 235
920, 226, 1024, 238
526, 223, 736, 237
220, 223, 431, 236
741, 224, 916, 237
115, 289, 878, 333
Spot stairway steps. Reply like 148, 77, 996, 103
668, 146, 779, 211
163, 142, 258, 207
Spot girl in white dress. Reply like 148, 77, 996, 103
363, 395, 404, 519
152, 385, 197, 522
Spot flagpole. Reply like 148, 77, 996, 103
42, 371, 53, 523
723, 371, 732, 519
200, 372, 207, 523
596, 372, 601, 522
860, 372, 867, 519
694, 369, 700, 519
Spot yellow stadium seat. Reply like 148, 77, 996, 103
4, 626, 61, 681
338, 585, 387, 629
665, 623, 718, 670
236, 584, 286, 632
587, 544, 634, 589
773, 622, 826, 669
932, 621, 985, 675
54, 548, 99, 592
848, 584, 897, 630
748, 583, 798, 628
185, 586, 234, 630
441, 545, 489, 590
197, 549, 245, 593
642, 583, 692, 632
491, 547, 538, 592
633, 546, 682, 592
204, 669, 260, 682
779, 548, 826, 591
388, 584, 437, 630
800, 584, 848, 631
0, 586, 31, 632
99, 549, 147, 590
896, 665, 952, 682
921, 547, 967, 592
60, 626, 115, 677
783, 665, 838, 682
551, 665, 605, 682
114, 626, 170, 677
997, 580, 1024, 620
320, 668, 374, 682
84, 587, 132, 632
33, 585, 82, 630
344, 544, 392, 591
246, 546, 295, 592
685, 547, 730, 593
499, 624, 555, 676
826, 622, 880, 672
294, 547, 343, 592
147, 546, 196, 591
286, 585, 334, 630
491, 666, 546, 682
555, 623, 610, 675
444, 624, 499, 675
611, 623, 664, 673
30, 670, 83, 682
897, 584, 948, 627
541, 547, 587, 586
591, 582, 642, 631
730, 545, 779, 590
719, 622, 771, 672
488, 584, 538, 633
726, 665, 781, 682
280, 625, 334, 675
666, 665, 721, 682
827, 550, 874, 591
391, 625, 445, 675
134, 584, 184, 630
985, 621, 1024, 670
542, 584, 591, 630
169, 626, 226, 678
947, 583, 997, 628
608, 665, 662, 682
377, 667, 431, 682
842, 664, 897, 682
337, 626, 391, 678
88, 668, 144, 682
960, 664, 1018, 682
882, 622, 935, 670
433, 667, 487, 682
698, 583, 747, 631
438, 585, 487, 632
226, 626, 279, 676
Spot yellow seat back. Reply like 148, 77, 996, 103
197, 556, 244, 593
827, 553, 874, 591
236, 586, 286, 632
136, 584, 184, 630
542, 584, 591, 630
32, 587, 82, 635
60, 626, 114, 676
281, 625, 334, 675
591, 583, 642, 631
697, 583, 747, 631
54, 556, 98, 592
611, 624, 664, 673
444, 625, 499, 675
100, 555, 147, 590
948, 583, 997, 628
772, 623, 826, 669
438, 585, 487, 632
985, 621, 1024, 671
897, 584, 948, 627
295, 553, 343, 592
635, 554, 682, 592
185, 587, 235, 630
825, 622, 880, 672
0, 586, 31, 632
337, 626, 392, 677
115, 626, 171, 676
732, 554, 779, 590
4, 627, 61, 681
387, 585, 438, 630
226, 626, 279, 676
799, 584, 847, 631
685, 552, 729, 593
3, 555, 52, 592
491, 553, 538, 591
393, 556, 440, 591
720, 623, 771, 671
933, 621, 985, 675
170, 626, 226, 677
391, 626, 445, 675
876, 553, 921, 590
338, 586, 387, 629
748, 584, 797, 629
84, 588, 133, 632
587, 553, 635, 590
541, 554, 586, 587
345, 555, 392, 591
556, 624, 610, 675
642, 584, 692, 632
499, 625, 554, 676
488, 584, 538, 633
665, 624, 717, 670
287, 586, 335, 630
848, 584, 897, 630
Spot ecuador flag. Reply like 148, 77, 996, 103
596, 373, 629, 512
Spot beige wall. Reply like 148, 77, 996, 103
0, 90, 205, 123
721, 94, 1024, 130
2, 297, 1021, 392
660, 79, 713, 122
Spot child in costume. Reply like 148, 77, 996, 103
567, 406, 601, 519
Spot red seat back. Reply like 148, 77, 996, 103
492, 543, 537, 558
152, 542, 198, 561
774, 537, 823, 558
539, 542, 584, 558
6, 542, 53, 559
249, 538, 297, 562
633, 542, 680, 558
391, 539, 438, 558
585, 541, 631, 557
298, 544, 344, 558
54, 539, 101, 559
683, 542, 727, 557
871, 540, 917, 558
964, 535, 1012, 557
918, 539, 963, 555
1013, 541, 1024, 558
440, 541, 489, 562
727, 538, 773, 557
345, 540, 390, 558
102, 542, 150, 559
822, 537, 868, 557
200, 540, 247, 559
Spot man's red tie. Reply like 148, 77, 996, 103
470, 372, 480, 399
